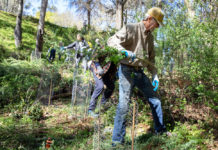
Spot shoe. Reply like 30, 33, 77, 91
88, 110, 98, 118
156, 130, 174, 137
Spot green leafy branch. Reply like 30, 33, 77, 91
94, 46, 125, 65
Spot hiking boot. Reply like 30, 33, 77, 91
88, 110, 98, 118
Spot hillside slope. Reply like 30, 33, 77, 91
0, 11, 78, 60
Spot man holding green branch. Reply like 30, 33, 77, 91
107, 7, 169, 146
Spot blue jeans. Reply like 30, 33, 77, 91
88, 62, 115, 111
112, 64, 165, 143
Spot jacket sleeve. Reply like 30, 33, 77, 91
147, 35, 157, 75
107, 25, 133, 51
83, 40, 90, 48
65, 41, 76, 49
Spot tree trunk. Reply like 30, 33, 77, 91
116, 0, 127, 29
157, 0, 163, 8
87, 9, 91, 28
124, 9, 127, 25
87, 0, 91, 28
35, 0, 48, 54
14, 0, 23, 48
184, 0, 195, 20
6, 0, 8, 12
211, 0, 217, 21
116, 0, 123, 29
3, 0, 8, 12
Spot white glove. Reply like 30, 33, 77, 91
95, 38, 100, 44
81, 46, 87, 50
87, 60, 92, 69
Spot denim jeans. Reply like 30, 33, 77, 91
88, 62, 115, 111
112, 64, 165, 143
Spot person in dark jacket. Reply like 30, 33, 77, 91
87, 40, 117, 117
47, 45, 56, 62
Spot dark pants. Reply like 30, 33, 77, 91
58, 53, 61, 60
88, 64, 115, 111
49, 49, 56, 62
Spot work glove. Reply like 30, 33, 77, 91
121, 50, 136, 62
152, 74, 159, 92
87, 60, 92, 69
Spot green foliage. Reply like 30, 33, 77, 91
0, 116, 40, 149
0, 58, 41, 106
0, 4, 217, 150
156, 3, 218, 109
28, 102, 43, 121
43, 23, 79, 50
83, 27, 117, 49
94, 46, 125, 65
136, 122, 211, 150
162, 123, 209, 150
0, 11, 79, 60
0, 101, 94, 150
0, 58, 62, 108
103, 104, 116, 126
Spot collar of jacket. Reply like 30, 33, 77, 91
140, 21, 151, 35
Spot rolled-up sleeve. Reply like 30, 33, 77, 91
66, 42, 76, 49
107, 25, 132, 51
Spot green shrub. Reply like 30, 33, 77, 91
28, 102, 43, 121
136, 122, 210, 150
0, 58, 42, 107
0, 58, 62, 108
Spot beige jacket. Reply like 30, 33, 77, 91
107, 21, 157, 75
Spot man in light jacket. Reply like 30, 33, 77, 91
107, 7, 168, 146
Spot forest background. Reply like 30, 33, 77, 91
0, 0, 217, 149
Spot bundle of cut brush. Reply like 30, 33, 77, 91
92, 46, 125, 66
